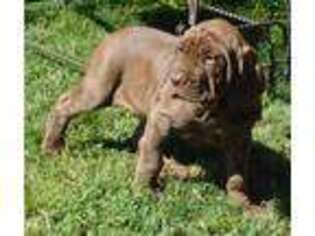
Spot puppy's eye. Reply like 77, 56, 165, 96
171, 74, 183, 85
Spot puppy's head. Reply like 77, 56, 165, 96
172, 19, 265, 122
171, 26, 232, 103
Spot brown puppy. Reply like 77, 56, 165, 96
42, 19, 264, 206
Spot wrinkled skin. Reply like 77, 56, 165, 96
42, 19, 265, 207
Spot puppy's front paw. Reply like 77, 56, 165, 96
226, 174, 251, 208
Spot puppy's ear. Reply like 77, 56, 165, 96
204, 55, 229, 101
238, 45, 253, 76
239, 45, 265, 93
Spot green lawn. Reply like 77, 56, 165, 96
25, 6, 290, 236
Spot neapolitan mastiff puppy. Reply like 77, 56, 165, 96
42, 19, 265, 206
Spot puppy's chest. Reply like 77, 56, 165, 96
155, 80, 234, 147
176, 112, 229, 147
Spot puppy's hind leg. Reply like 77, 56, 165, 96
42, 74, 118, 155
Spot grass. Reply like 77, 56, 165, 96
25, 4, 290, 236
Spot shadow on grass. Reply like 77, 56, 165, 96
69, 2, 186, 34
249, 142, 290, 217
161, 136, 290, 217
69, 3, 116, 32
137, 3, 186, 34
82, 121, 290, 217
